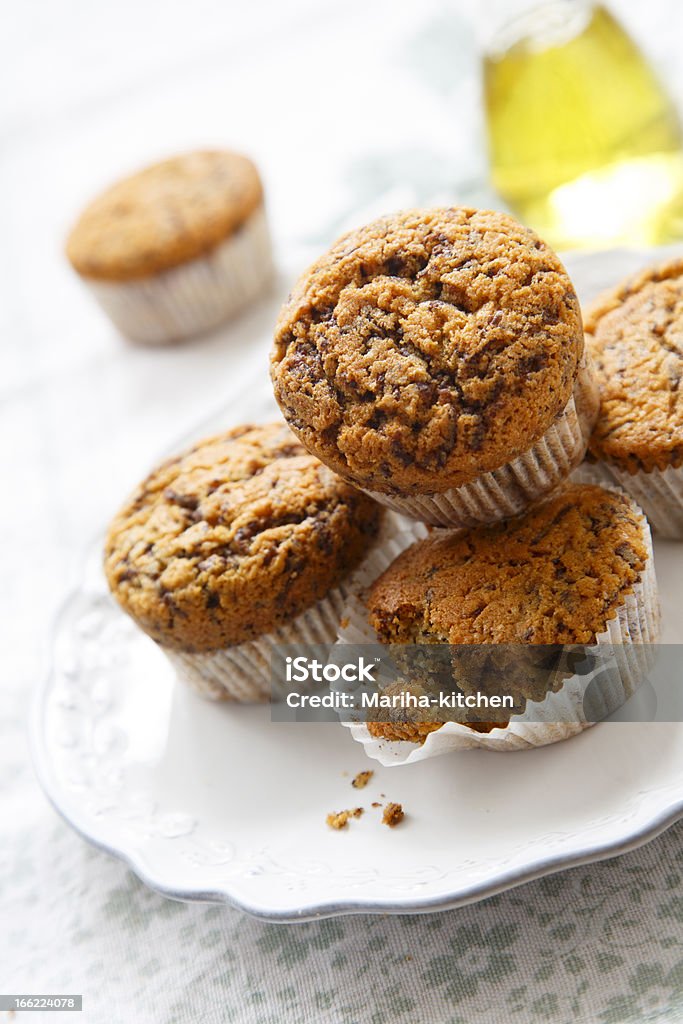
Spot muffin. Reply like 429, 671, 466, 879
583, 259, 683, 537
104, 423, 382, 700
66, 150, 273, 344
271, 207, 598, 528
338, 483, 659, 761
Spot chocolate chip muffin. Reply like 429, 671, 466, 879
105, 423, 382, 700
584, 259, 683, 537
346, 483, 658, 758
67, 150, 273, 344
271, 207, 598, 527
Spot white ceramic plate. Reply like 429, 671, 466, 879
32, 247, 683, 921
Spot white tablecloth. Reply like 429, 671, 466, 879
5, 1, 683, 1020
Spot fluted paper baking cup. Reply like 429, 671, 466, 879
83, 204, 273, 345
573, 459, 683, 540
364, 362, 599, 528
337, 499, 659, 762
163, 512, 406, 701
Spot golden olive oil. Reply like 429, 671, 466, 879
484, 2, 683, 247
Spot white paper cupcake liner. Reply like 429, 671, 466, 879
364, 361, 599, 528
163, 512, 406, 702
82, 204, 273, 345
336, 499, 660, 762
573, 459, 683, 540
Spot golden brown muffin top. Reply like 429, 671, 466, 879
585, 259, 683, 473
104, 423, 381, 652
367, 484, 647, 646
66, 150, 263, 281
271, 207, 583, 495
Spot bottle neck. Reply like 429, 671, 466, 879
476, 0, 595, 58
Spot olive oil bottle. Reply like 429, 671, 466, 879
484, 1, 683, 248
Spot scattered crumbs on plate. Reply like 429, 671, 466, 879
382, 802, 404, 828
326, 808, 364, 830
351, 770, 374, 789
371, 801, 381, 808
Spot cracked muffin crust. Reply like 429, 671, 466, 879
585, 259, 683, 474
104, 423, 382, 653
271, 207, 584, 496
368, 484, 647, 647
67, 150, 264, 281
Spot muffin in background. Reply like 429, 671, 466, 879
271, 206, 598, 528
338, 483, 659, 761
104, 423, 382, 700
66, 150, 273, 344
583, 259, 683, 538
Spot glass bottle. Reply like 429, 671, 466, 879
483, 0, 683, 247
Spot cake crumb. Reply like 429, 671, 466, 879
371, 802, 381, 808
326, 808, 364, 830
352, 770, 374, 789
382, 802, 404, 828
